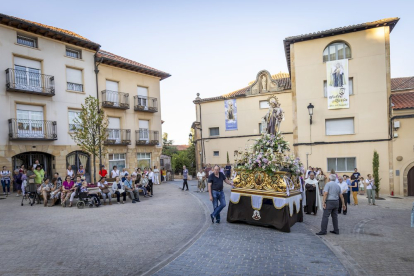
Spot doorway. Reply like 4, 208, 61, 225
408, 167, 414, 196
12, 152, 53, 177
66, 151, 90, 182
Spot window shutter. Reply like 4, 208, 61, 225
14, 57, 41, 69
325, 118, 354, 135
106, 80, 119, 92
66, 68, 82, 84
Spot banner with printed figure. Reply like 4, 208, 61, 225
326, 59, 349, 109
225, 99, 238, 131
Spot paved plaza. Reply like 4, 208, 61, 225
1, 181, 413, 276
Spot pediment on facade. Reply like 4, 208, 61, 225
248, 70, 283, 95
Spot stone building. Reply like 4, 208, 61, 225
193, 17, 414, 197
0, 13, 170, 182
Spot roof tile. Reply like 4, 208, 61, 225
392, 92, 414, 110
391, 76, 414, 91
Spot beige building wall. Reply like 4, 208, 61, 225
0, 25, 97, 175
292, 27, 392, 194
97, 64, 163, 171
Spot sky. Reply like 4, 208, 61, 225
3, 0, 414, 144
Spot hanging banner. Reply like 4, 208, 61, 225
225, 99, 238, 131
326, 59, 349, 109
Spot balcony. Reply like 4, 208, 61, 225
101, 90, 130, 110
6, 68, 55, 96
8, 119, 57, 141
133, 96, 158, 113
104, 129, 131, 146
135, 129, 159, 146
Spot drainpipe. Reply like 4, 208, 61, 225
94, 49, 103, 180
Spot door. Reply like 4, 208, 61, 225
408, 167, 414, 196
14, 57, 42, 92
12, 152, 52, 178
137, 86, 148, 108
106, 80, 119, 106
66, 151, 90, 182
139, 120, 149, 143
16, 104, 44, 138
108, 117, 121, 143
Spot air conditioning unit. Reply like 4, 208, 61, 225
394, 121, 400, 129
394, 132, 399, 138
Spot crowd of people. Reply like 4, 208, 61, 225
1, 161, 165, 207
194, 163, 232, 193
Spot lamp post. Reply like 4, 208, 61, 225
189, 133, 193, 143
307, 103, 314, 125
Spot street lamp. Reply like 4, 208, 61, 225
189, 133, 193, 142
307, 103, 314, 125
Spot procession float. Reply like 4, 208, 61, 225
227, 95, 305, 232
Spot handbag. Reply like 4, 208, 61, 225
102, 188, 110, 194
117, 189, 125, 194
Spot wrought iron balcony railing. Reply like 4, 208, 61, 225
8, 119, 57, 140
133, 96, 158, 113
135, 129, 159, 146
6, 68, 55, 96
101, 90, 130, 109
104, 129, 131, 145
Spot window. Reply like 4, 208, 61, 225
106, 80, 120, 105
109, 153, 126, 171
66, 68, 83, 92
259, 123, 265, 134
17, 34, 37, 48
160, 159, 164, 166
213, 151, 219, 156
259, 101, 269, 109
324, 78, 353, 97
108, 117, 121, 143
325, 118, 354, 135
68, 110, 81, 132
16, 104, 44, 138
137, 86, 149, 107
14, 57, 42, 92
137, 153, 151, 170
209, 127, 219, 136
327, 157, 356, 172
139, 120, 149, 142
66, 47, 81, 59
323, 42, 351, 62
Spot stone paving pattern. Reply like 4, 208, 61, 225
154, 181, 348, 276
0, 184, 205, 276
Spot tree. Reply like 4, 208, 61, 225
162, 132, 177, 157
186, 142, 196, 176
70, 96, 108, 183
171, 151, 190, 174
372, 150, 381, 197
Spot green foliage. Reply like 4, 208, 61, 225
186, 142, 196, 176
372, 150, 381, 196
162, 132, 178, 156
171, 151, 190, 174
70, 96, 108, 183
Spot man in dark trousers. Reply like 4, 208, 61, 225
208, 165, 233, 223
182, 165, 189, 191
316, 174, 346, 235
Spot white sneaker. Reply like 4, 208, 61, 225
16, 194, 20, 197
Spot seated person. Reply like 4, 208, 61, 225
49, 178, 62, 207
141, 173, 152, 197
134, 174, 148, 197
61, 176, 74, 207
69, 176, 82, 207
97, 177, 112, 205
124, 175, 139, 203
111, 176, 126, 204
38, 178, 53, 207
80, 181, 101, 206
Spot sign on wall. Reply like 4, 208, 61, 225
225, 99, 238, 131
326, 59, 349, 109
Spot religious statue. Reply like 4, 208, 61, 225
331, 62, 344, 87
227, 100, 234, 120
261, 75, 267, 91
263, 96, 284, 135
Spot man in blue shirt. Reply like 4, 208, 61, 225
182, 166, 189, 191
208, 165, 233, 223
124, 175, 139, 203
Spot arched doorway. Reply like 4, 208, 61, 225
66, 151, 90, 182
408, 167, 414, 196
12, 152, 53, 177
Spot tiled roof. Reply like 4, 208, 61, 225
0, 13, 100, 49
392, 92, 414, 110
97, 50, 171, 80
283, 17, 400, 74
173, 145, 190, 151
391, 76, 414, 91
196, 73, 291, 103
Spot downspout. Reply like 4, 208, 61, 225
198, 102, 205, 167
94, 48, 103, 181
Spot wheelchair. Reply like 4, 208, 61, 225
21, 183, 38, 206
76, 192, 100, 209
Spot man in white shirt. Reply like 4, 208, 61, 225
98, 177, 112, 205
111, 166, 120, 179
197, 169, 206, 193
337, 176, 348, 215
33, 160, 40, 170
365, 174, 376, 205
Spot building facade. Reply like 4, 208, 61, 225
193, 17, 414, 197
0, 13, 170, 181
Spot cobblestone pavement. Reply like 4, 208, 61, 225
0, 183, 206, 276
154, 180, 349, 276
303, 193, 414, 276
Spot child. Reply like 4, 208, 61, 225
359, 177, 365, 195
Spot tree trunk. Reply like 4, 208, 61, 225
93, 153, 96, 184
